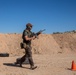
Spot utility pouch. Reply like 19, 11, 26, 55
20, 42, 26, 49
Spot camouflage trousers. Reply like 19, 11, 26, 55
20, 45, 34, 66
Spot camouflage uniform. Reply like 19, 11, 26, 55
20, 29, 34, 67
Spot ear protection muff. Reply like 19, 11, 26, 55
27, 25, 32, 29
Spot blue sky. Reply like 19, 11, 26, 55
0, 0, 76, 34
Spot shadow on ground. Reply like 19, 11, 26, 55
3, 63, 30, 69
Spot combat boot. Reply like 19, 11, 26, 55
30, 66, 37, 70
19, 62, 23, 67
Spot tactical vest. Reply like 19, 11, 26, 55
22, 29, 32, 45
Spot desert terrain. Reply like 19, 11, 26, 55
0, 32, 76, 75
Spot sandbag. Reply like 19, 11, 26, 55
16, 57, 29, 64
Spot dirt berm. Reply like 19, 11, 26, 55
0, 33, 76, 56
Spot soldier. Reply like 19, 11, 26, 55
16, 23, 40, 70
